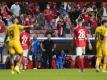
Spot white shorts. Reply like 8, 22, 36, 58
76, 47, 86, 56
23, 49, 28, 57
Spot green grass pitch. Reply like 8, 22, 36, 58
0, 69, 107, 80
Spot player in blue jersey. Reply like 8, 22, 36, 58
32, 34, 41, 69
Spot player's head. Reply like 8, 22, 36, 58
13, 17, 19, 24
33, 34, 38, 40
46, 4, 50, 9
47, 34, 51, 40
101, 20, 107, 27
25, 28, 30, 33
76, 18, 84, 26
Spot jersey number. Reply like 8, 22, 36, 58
9, 30, 14, 38
22, 35, 28, 45
78, 29, 85, 39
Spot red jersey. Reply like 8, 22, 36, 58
20, 31, 30, 50
73, 26, 89, 47
82, 13, 90, 23
0, 21, 5, 33
90, 20, 97, 28
44, 8, 53, 22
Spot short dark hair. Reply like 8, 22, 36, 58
12, 16, 18, 23
77, 18, 84, 23
101, 20, 107, 25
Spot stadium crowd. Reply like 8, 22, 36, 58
0, 2, 107, 71
0, 2, 107, 37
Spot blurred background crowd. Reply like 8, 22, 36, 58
0, 2, 107, 38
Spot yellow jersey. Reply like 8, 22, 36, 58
6, 24, 23, 41
102, 27, 107, 45
95, 26, 105, 43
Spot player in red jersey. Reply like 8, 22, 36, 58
20, 29, 31, 70
73, 18, 92, 72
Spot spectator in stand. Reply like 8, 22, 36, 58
98, 2, 107, 20
63, 15, 72, 34
51, 4, 59, 29
57, 20, 63, 37
6, 15, 13, 26
10, 2, 21, 17
36, 7, 45, 29
82, 10, 90, 27
44, 4, 53, 29
89, 15, 97, 36
45, 28, 55, 37
1, 3, 10, 26
0, 16, 5, 34
1, 4, 10, 17
23, 15, 32, 27
59, 2, 68, 16
27, 2, 39, 16
19, 14, 24, 25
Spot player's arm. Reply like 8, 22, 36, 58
4, 34, 8, 43
87, 34, 93, 50
95, 28, 98, 41
3, 31, 8, 48
40, 42, 46, 52
19, 25, 33, 30
28, 36, 32, 50
4, 28, 8, 43
52, 43, 56, 51
72, 29, 76, 47
102, 32, 107, 48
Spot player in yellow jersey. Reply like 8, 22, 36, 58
101, 20, 107, 72
95, 21, 105, 72
4, 17, 33, 74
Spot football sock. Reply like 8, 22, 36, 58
10, 55, 14, 71
102, 63, 106, 71
16, 55, 23, 67
96, 59, 100, 70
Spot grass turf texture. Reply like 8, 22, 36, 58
0, 69, 106, 80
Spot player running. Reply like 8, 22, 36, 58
20, 29, 31, 70
4, 17, 33, 74
73, 18, 92, 72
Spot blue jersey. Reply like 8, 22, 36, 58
32, 39, 40, 54
56, 53, 63, 63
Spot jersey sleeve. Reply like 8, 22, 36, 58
18, 25, 24, 30
5, 27, 8, 33
103, 28, 107, 37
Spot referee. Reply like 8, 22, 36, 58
41, 34, 56, 68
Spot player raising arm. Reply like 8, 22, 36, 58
4, 17, 33, 74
